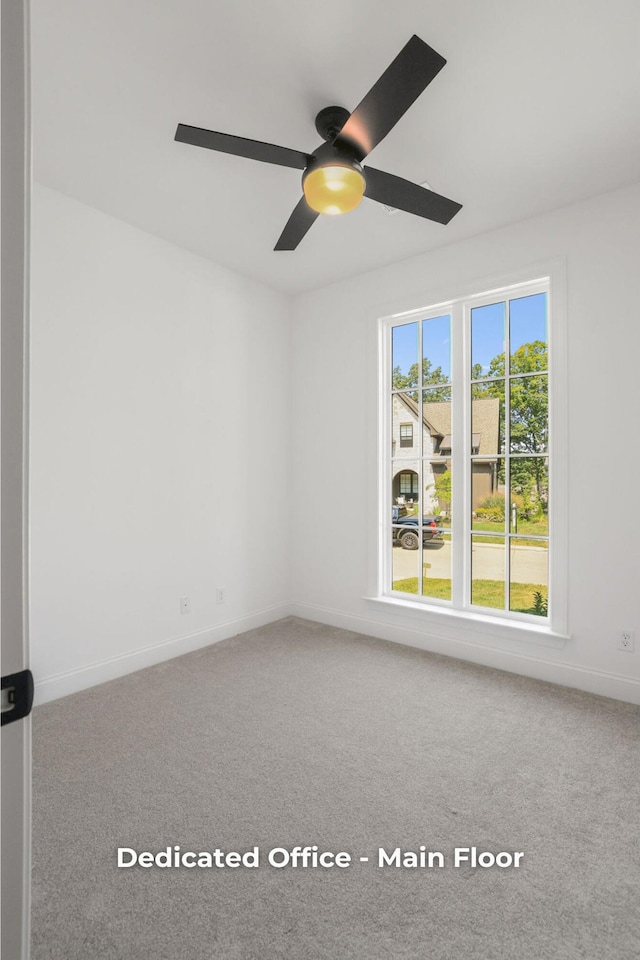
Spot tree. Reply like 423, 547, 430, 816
506, 342, 548, 455
393, 357, 450, 401
431, 469, 452, 514
472, 341, 548, 503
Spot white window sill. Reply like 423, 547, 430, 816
365, 595, 569, 650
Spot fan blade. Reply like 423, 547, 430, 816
274, 197, 319, 250
364, 166, 462, 225
334, 35, 446, 159
175, 124, 311, 170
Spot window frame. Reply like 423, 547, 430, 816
376, 264, 568, 643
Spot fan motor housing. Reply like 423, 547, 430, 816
304, 140, 364, 179
314, 105, 351, 142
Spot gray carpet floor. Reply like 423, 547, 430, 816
31, 617, 640, 959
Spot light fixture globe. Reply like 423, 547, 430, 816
302, 156, 365, 216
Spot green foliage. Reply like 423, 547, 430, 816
393, 357, 450, 401
473, 341, 548, 452
512, 473, 546, 519
475, 493, 524, 520
478, 494, 507, 519
475, 491, 546, 524
531, 591, 549, 617
475, 507, 503, 522
429, 469, 452, 513
472, 341, 548, 502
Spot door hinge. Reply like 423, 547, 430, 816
1, 670, 34, 725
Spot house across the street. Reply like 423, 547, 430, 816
392, 392, 500, 512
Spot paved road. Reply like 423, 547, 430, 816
392, 541, 547, 584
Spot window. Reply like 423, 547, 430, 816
383, 278, 553, 625
398, 471, 418, 496
399, 424, 413, 447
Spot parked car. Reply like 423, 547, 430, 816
392, 513, 443, 550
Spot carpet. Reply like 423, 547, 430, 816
31, 617, 640, 959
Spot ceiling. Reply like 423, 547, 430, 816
32, 0, 640, 296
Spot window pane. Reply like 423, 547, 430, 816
392, 392, 419, 460
422, 541, 451, 600
392, 322, 419, 386
423, 386, 451, 457
393, 468, 419, 508
471, 534, 505, 610
471, 387, 504, 455
423, 314, 451, 385
472, 461, 505, 532
471, 301, 505, 380
423, 459, 451, 601
392, 525, 419, 593
425, 459, 451, 518
510, 375, 548, 453
510, 293, 547, 368
510, 539, 548, 616
509, 457, 549, 536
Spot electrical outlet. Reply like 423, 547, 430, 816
216, 588, 225, 604
180, 596, 191, 615
619, 630, 635, 652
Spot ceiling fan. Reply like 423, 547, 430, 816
175, 35, 462, 251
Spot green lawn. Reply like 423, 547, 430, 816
471, 518, 548, 536
392, 577, 548, 616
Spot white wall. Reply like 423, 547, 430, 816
30, 185, 291, 701
291, 182, 640, 703
31, 181, 640, 706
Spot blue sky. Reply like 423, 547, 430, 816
392, 292, 547, 381
392, 313, 450, 379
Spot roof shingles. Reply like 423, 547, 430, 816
396, 392, 500, 457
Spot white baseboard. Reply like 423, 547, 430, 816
34, 603, 292, 706
35, 599, 640, 707
289, 601, 640, 705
